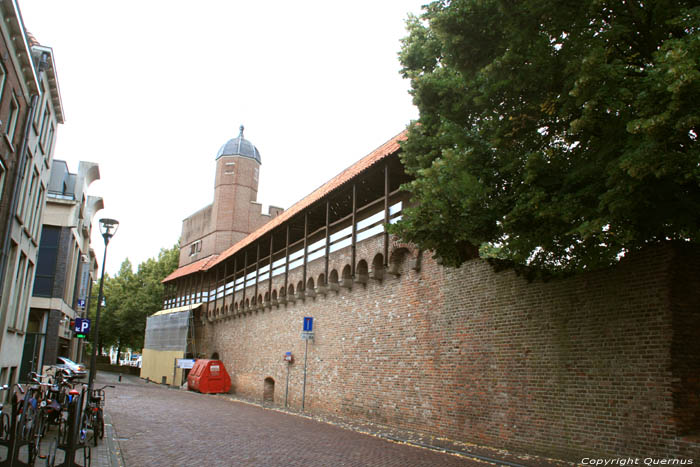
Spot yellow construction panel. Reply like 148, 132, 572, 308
140, 348, 186, 386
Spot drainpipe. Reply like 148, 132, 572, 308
0, 52, 47, 341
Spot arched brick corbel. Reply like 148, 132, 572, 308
295, 281, 305, 301
340, 265, 353, 289
370, 255, 385, 281
355, 260, 369, 285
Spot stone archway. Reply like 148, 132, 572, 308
263, 377, 275, 404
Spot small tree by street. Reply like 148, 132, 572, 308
87, 245, 179, 359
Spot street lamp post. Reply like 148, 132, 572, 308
87, 218, 119, 395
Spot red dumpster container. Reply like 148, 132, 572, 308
187, 359, 231, 394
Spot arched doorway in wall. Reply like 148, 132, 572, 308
211, 352, 220, 360
263, 377, 275, 404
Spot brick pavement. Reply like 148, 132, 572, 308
102, 373, 486, 466
97, 371, 571, 467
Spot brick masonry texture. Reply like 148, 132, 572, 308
199, 238, 700, 461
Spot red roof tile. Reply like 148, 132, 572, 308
162, 254, 219, 283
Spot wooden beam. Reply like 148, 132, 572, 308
351, 183, 357, 277
242, 249, 247, 308
268, 233, 273, 301
384, 163, 389, 267
284, 224, 290, 297
232, 254, 237, 308
325, 200, 330, 284
303, 211, 308, 290
255, 242, 260, 304
223, 260, 228, 308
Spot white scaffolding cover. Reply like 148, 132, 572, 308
144, 304, 199, 352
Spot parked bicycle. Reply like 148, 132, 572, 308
46, 386, 91, 467
81, 385, 113, 446
5, 372, 47, 466
0, 384, 9, 441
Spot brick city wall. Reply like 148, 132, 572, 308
200, 238, 699, 461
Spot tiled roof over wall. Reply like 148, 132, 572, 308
163, 130, 406, 283
162, 254, 219, 283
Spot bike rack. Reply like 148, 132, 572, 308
0, 391, 36, 467
49, 388, 91, 467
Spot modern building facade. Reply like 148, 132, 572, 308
161, 130, 700, 461
0, 0, 64, 388
23, 160, 102, 378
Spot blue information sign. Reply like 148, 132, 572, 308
74, 318, 91, 337
303, 317, 313, 332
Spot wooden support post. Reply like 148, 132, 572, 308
351, 183, 357, 278
302, 211, 308, 292
384, 163, 390, 267
284, 224, 290, 298
268, 234, 274, 303
214, 266, 220, 314
255, 242, 260, 307
242, 250, 247, 309
324, 200, 330, 284
223, 261, 228, 310
232, 255, 237, 308
188, 275, 192, 305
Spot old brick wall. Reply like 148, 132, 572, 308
669, 244, 700, 458
202, 239, 699, 460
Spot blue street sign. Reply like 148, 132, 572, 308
77, 299, 86, 309
303, 317, 313, 332
74, 318, 91, 336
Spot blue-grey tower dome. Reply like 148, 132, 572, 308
216, 125, 261, 164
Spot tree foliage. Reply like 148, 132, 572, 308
393, 0, 700, 275
88, 245, 179, 353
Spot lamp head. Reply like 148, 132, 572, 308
99, 218, 119, 243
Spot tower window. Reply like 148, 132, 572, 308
189, 240, 202, 256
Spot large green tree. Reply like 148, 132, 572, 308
393, 0, 699, 275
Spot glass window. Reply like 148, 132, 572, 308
0, 63, 6, 101
9, 252, 27, 328
33, 226, 60, 297
46, 123, 55, 156
0, 159, 5, 203
39, 103, 50, 147
6, 93, 19, 143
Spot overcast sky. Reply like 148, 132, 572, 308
19, 1, 425, 276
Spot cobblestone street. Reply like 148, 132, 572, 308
102, 373, 489, 467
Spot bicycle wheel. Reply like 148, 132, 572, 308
32, 411, 45, 461
83, 409, 98, 447
46, 438, 57, 467
17, 401, 38, 465
0, 411, 9, 440
57, 414, 68, 445
96, 411, 104, 441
